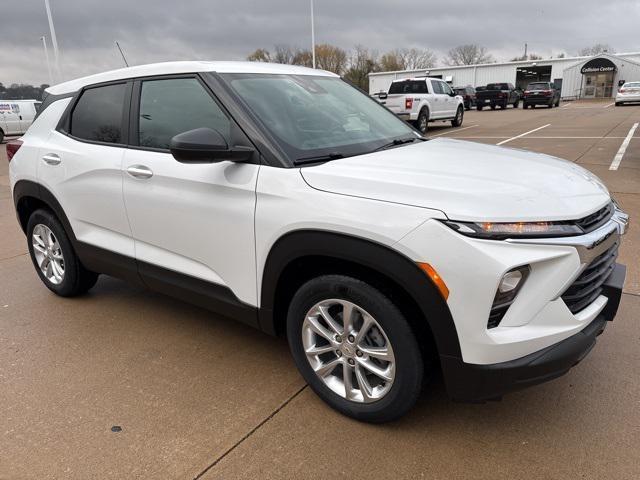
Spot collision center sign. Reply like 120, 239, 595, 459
580, 58, 617, 74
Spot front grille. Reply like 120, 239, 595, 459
561, 241, 619, 314
574, 203, 614, 233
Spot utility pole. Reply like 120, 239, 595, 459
115, 41, 129, 67
523, 42, 528, 60
41, 36, 54, 85
310, 0, 316, 68
44, 0, 61, 81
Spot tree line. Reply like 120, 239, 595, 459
0, 83, 49, 101
247, 44, 495, 90
248, 42, 616, 90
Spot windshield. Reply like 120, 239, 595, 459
624, 82, 640, 88
220, 74, 417, 162
388, 80, 429, 94
527, 83, 550, 90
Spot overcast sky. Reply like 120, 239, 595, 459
2, 0, 639, 85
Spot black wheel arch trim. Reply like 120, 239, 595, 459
259, 229, 462, 359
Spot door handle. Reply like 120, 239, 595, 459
42, 153, 61, 165
126, 165, 153, 179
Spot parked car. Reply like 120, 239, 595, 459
475, 83, 520, 110
0, 100, 41, 143
453, 86, 476, 110
9, 62, 628, 423
522, 82, 561, 108
381, 77, 465, 133
615, 81, 640, 106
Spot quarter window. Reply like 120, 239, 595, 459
431, 81, 443, 94
138, 78, 230, 150
70, 83, 127, 144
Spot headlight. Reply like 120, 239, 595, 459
442, 220, 582, 239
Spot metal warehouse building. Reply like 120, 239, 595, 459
369, 52, 640, 100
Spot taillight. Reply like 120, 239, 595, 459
524, 90, 530, 95
497, 92, 505, 98
6, 139, 23, 162
543, 90, 552, 96
405, 98, 413, 110
619, 88, 626, 93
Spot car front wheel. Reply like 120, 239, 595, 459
287, 275, 424, 423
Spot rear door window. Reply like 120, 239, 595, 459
70, 83, 127, 144
431, 80, 443, 94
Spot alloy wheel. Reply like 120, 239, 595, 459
32, 224, 65, 285
301, 299, 396, 403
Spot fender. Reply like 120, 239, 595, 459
13, 180, 77, 241
259, 230, 462, 359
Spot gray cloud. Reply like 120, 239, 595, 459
2, 0, 639, 85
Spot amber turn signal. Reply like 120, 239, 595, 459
417, 262, 449, 300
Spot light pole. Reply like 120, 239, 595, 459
44, 0, 61, 81
310, 0, 316, 68
41, 36, 53, 85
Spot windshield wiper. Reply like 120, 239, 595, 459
371, 136, 425, 153
294, 152, 344, 166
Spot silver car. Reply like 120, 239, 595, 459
615, 81, 640, 106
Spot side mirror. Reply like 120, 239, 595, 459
169, 128, 254, 163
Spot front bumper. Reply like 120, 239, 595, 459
441, 262, 625, 402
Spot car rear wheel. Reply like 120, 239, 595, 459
513, 99, 520, 108
0, 129, 4, 144
287, 275, 424, 423
27, 209, 99, 297
555, 98, 560, 107
416, 108, 429, 134
477, 105, 483, 111
615, 102, 622, 106
451, 106, 464, 127
490, 104, 496, 110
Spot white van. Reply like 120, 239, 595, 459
0, 100, 41, 142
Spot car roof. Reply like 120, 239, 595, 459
46, 61, 338, 95
390, 77, 441, 83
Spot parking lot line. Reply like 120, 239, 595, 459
496, 124, 551, 145
457, 136, 626, 140
429, 125, 477, 137
603, 102, 615, 108
609, 122, 639, 170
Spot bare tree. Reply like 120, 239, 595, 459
273, 44, 296, 64
402, 48, 437, 70
344, 45, 379, 90
445, 44, 494, 66
379, 50, 405, 71
292, 49, 313, 68
578, 43, 615, 56
246, 48, 271, 62
314, 44, 348, 75
379, 48, 436, 71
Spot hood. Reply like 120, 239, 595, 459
300, 138, 611, 222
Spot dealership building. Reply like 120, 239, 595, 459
369, 52, 640, 99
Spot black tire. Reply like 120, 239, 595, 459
548, 101, 553, 108
523, 103, 528, 109
513, 99, 520, 108
0, 129, 4, 144
555, 98, 560, 107
451, 105, 464, 127
27, 209, 99, 297
490, 104, 496, 110
615, 102, 622, 106
287, 275, 424, 423
476, 105, 483, 111
416, 108, 429, 134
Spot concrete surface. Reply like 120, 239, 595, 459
1, 99, 639, 479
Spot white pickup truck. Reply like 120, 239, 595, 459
378, 77, 465, 133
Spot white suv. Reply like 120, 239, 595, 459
379, 77, 465, 133
9, 62, 629, 422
